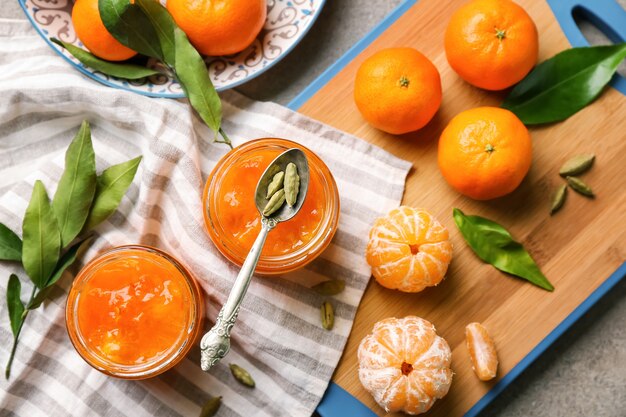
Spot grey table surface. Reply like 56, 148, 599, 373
1, 0, 625, 416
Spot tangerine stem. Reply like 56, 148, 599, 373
216, 128, 233, 149
495, 28, 506, 40
398, 76, 410, 88
485, 144, 495, 154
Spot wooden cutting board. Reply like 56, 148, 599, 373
295, 0, 626, 415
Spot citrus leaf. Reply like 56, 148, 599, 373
27, 237, 92, 310
22, 181, 61, 289
7, 274, 25, 337
0, 223, 22, 261
98, 0, 163, 60
502, 44, 626, 124
84, 156, 142, 231
51, 38, 162, 80
453, 208, 554, 291
173, 27, 222, 134
25, 286, 53, 312
46, 236, 91, 289
51, 120, 97, 248
135, 0, 176, 66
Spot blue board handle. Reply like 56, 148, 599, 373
546, 0, 626, 94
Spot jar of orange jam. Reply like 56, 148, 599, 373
203, 138, 340, 275
66, 245, 203, 379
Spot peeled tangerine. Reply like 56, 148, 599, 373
366, 206, 453, 292
358, 316, 453, 415
466, 322, 499, 381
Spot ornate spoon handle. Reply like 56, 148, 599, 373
200, 217, 277, 371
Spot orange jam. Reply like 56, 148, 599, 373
66, 246, 203, 379
204, 138, 340, 275
217, 149, 324, 256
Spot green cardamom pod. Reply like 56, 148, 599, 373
559, 154, 595, 177
566, 176, 594, 198
266, 171, 285, 199
229, 363, 255, 388
550, 184, 567, 215
199, 396, 222, 417
321, 301, 334, 330
312, 280, 345, 296
284, 162, 300, 207
262, 189, 285, 216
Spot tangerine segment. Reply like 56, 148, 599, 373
358, 317, 453, 415
366, 207, 453, 292
466, 322, 499, 381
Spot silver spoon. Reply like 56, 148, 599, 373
200, 148, 310, 371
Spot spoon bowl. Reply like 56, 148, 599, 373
255, 148, 310, 222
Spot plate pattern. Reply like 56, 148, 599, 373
19, 0, 325, 97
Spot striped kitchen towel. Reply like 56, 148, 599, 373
0, 18, 411, 417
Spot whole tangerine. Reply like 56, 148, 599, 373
72, 0, 137, 61
438, 106, 532, 200
166, 0, 267, 56
354, 47, 442, 135
444, 0, 538, 90
366, 206, 453, 293
358, 316, 453, 414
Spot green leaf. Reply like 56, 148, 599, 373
25, 286, 53, 312
135, 0, 176, 66
173, 27, 222, 134
502, 44, 626, 124
0, 223, 22, 261
98, 0, 163, 60
7, 275, 25, 337
131, 1, 229, 144
22, 181, 61, 289
51, 38, 162, 80
27, 237, 93, 310
45, 236, 92, 289
453, 208, 554, 291
51, 120, 97, 248
84, 156, 142, 230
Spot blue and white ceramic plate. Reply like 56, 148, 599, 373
19, 0, 325, 98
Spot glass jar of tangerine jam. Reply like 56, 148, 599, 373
203, 138, 340, 275
65, 245, 203, 379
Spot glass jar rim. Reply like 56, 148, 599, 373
65, 245, 203, 379
203, 138, 340, 275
